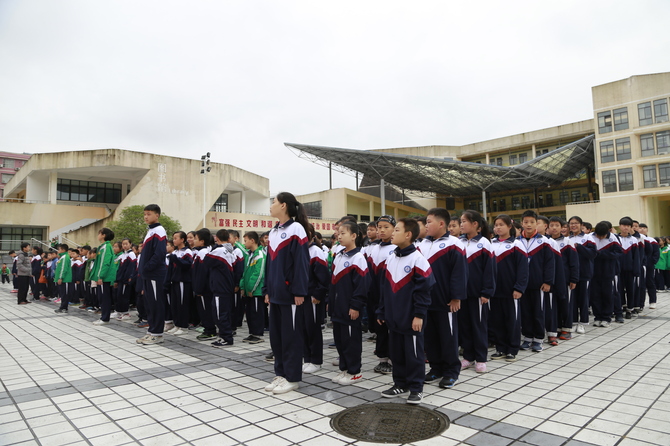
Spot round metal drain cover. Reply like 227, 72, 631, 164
331, 403, 449, 443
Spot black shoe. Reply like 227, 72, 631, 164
374, 362, 393, 374
625, 311, 632, 319
367, 334, 377, 342
328, 342, 337, 349
54, 308, 68, 314
133, 318, 142, 324
407, 391, 423, 405
615, 315, 625, 323
265, 353, 275, 362
247, 335, 264, 344
491, 352, 505, 360
424, 372, 440, 383
242, 335, 254, 342
439, 377, 457, 389
196, 333, 217, 341
361, 323, 369, 333
505, 354, 517, 362
232, 331, 237, 336
211, 338, 233, 348
381, 386, 408, 398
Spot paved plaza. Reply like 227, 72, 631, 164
1, 283, 669, 446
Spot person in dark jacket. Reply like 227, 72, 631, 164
16, 243, 32, 304
592, 222, 623, 326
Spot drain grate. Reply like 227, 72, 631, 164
331, 403, 449, 443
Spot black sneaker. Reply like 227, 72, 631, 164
328, 342, 337, 349
247, 335, 265, 344
625, 311, 632, 319
505, 354, 517, 362
491, 352, 505, 360
265, 353, 275, 362
54, 308, 68, 314
381, 386, 408, 398
424, 372, 440, 383
615, 315, 625, 323
407, 391, 423, 405
374, 362, 393, 374
211, 338, 233, 348
439, 377, 457, 389
367, 334, 377, 342
196, 333, 217, 341
242, 335, 254, 342
133, 318, 143, 324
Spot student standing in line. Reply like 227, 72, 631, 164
30, 246, 43, 300
192, 229, 217, 340
206, 229, 238, 348
263, 192, 310, 395
54, 244, 72, 314
136, 204, 168, 345
548, 217, 579, 341
568, 216, 597, 334
92, 229, 115, 325
167, 231, 193, 335
618, 217, 640, 320
15, 245, 32, 304
591, 222, 622, 327
490, 215, 528, 362
240, 231, 268, 345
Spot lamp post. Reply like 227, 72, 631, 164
200, 152, 211, 228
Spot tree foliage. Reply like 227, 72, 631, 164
108, 205, 181, 245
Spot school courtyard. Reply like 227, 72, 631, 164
1, 283, 669, 446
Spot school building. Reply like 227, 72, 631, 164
287, 72, 670, 234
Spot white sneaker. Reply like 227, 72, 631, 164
265, 376, 286, 392
166, 326, 180, 334
332, 370, 346, 383
338, 372, 363, 385
303, 363, 321, 374
649, 303, 656, 309
109, 312, 120, 318
302, 363, 311, 372
593, 320, 602, 327
601, 321, 611, 328
332, 357, 339, 366
171, 328, 185, 335
92, 320, 109, 326
117, 313, 132, 320
576, 324, 585, 334
164, 322, 175, 332
272, 380, 299, 394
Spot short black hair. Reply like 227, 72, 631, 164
336, 216, 357, 225
521, 210, 538, 221
367, 222, 377, 228
415, 216, 427, 225
81, 245, 91, 251
69, 248, 80, 255
398, 218, 420, 242
619, 217, 633, 226
583, 222, 592, 230
216, 229, 230, 243
639, 223, 648, 229
537, 216, 549, 225
20, 242, 30, 250
594, 221, 610, 237
58, 244, 69, 251
426, 207, 451, 223
144, 204, 161, 215
549, 216, 565, 225
99, 227, 115, 241
228, 230, 240, 239
33, 247, 43, 255
244, 231, 260, 245
8, 250, 15, 255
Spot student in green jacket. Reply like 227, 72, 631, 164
83, 248, 97, 310
656, 237, 670, 296
92, 228, 115, 326
109, 241, 124, 318
240, 231, 266, 344
54, 244, 72, 314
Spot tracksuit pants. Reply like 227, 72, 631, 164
246, 296, 266, 337
58, 283, 71, 310
302, 299, 325, 365
98, 282, 112, 322
116, 282, 132, 313
213, 293, 234, 343
543, 291, 558, 337
489, 297, 521, 355
17, 276, 30, 303
459, 296, 489, 363
572, 280, 590, 325
164, 287, 172, 323
521, 288, 544, 343
170, 282, 191, 328
333, 320, 362, 375
30, 276, 41, 299
195, 292, 216, 335
612, 275, 623, 317
556, 284, 572, 332
646, 263, 657, 305
367, 300, 389, 359
636, 266, 646, 309
269, 302, 304, 383
388, 329, 425, 392
143, 279, 166, 336
619, 271, 636, 311
425, 310, 460, 379
591, 278, 613, 323
233, 291, 245, 328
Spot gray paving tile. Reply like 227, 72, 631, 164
466, 432, 514, 446
484, 422, 530, 440
519, 430, 566, 446
456, 414, 497, 430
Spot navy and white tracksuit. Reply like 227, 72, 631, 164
139, 223, 168, 336
303, 244, 330, 366
366, 241, 396, 360
569, 233, 597, 325
263, 219, 310, 383
192, 246, 215, 335
490, 237, 528, 356
31, 255, 42, 298
378, 244, 434, 392
645, 236, 660, 305
205, 243, 238, 343
552, 236, 579, 332
460, 234, 495, 363
169, 247, 194, 329
518, 232, 555, 343
232, 246, 246, 329
543, 237, 562, 338
116, 250, 137, 313
618, 234, 640, 312
417, 235, 467, 380
633, 232, 647, 310
592, 234, 623, 323
330, 247, 370, 375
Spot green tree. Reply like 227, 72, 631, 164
108, 205, 182, 245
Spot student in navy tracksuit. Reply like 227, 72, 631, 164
116, 239, 137, 320
548, 217, 579, 341
230, 230, 246, 330
136, 204, 168, 345
31, 247, 43, 299
302, 224, 330, 374
518, 210, 555, 352
70, 249, 84, 305
419, 208, 467, 389
330, 221, 370, 386
205, 229, 238, 348
618, 217, 640, 319
490, 215, 528, 362
378, 218, 434, 405
632, 221, 647, 313
639, 223, 660, 309
568, 216, 597, 335
591, 222, 623, 326
459, 210, 495, 373
192, 228, 216, 341
168, 231, 193, 334
263, 192, 310, 395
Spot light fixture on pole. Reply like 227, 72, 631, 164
200, 152, 211, 228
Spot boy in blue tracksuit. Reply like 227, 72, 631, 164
205, 229, 239, 347
136, 204, 168, 345
31, 247, 43, 299
548, 217, 579, 341
618, 217, 640, 319
378, 218, 434, 405
518, 210, 555, 352
591, 222, 622, 326
639, 224, 660, 309
568, 216, 597, 334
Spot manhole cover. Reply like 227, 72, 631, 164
331, 403, 449, 443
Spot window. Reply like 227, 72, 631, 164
360, 215, 370, 222
643, 165, 658, 188
492, 200, 498, 212
600, 141, 614, 163
639, 102, 653, 126
659, 163, 670, 185
618, 168, 634, 191
615, 137, 631, 161
654, 99, 669, 123
3, 158, 15, 168
499, 199, 506, 211
511, 197, 520, 210
496, 157, 503, 166
571, 191, 581, 202
535, 149, 549, 157
519, 153, 528, 163
641, 133, 655, 157
210, 193, 228, 212
559, 190, 569, 203
0, 227, 45, 251
602, 170, 617, 193
657, 131, 670, 154
545, 194, 553, 206
489, 159, 496, 166
509, 154, 517, 165
56, 179, 122, 203
598, 111, 612, 133
538, 195, 544, 208
613, 107, 629, 131
2, 174, 13, 183
302, 201, 322, 219
521, 196, 531, 209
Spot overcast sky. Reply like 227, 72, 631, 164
1, 0, 669, 197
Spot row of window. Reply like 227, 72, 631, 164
642, 163, 670, 189
600, 131, 670, 163
56, 178, 122, 203
1, 158, 24, 169
602, 163, 670, 193
465, 189, 587, 213
598, 98, 669, 134
1, 173, 13, 184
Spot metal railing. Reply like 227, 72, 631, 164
60, 236, 81, 247
565, 200, 600, 206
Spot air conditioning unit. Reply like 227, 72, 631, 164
658, 151, 668, 155
14, 167, 20, 171
660, 183, 670, 187
0, 164, 4, 168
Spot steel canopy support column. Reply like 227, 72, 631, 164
482, 189, 487, 221
380, 178, 386, 216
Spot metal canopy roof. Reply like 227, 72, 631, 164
285, 134, 595, 197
